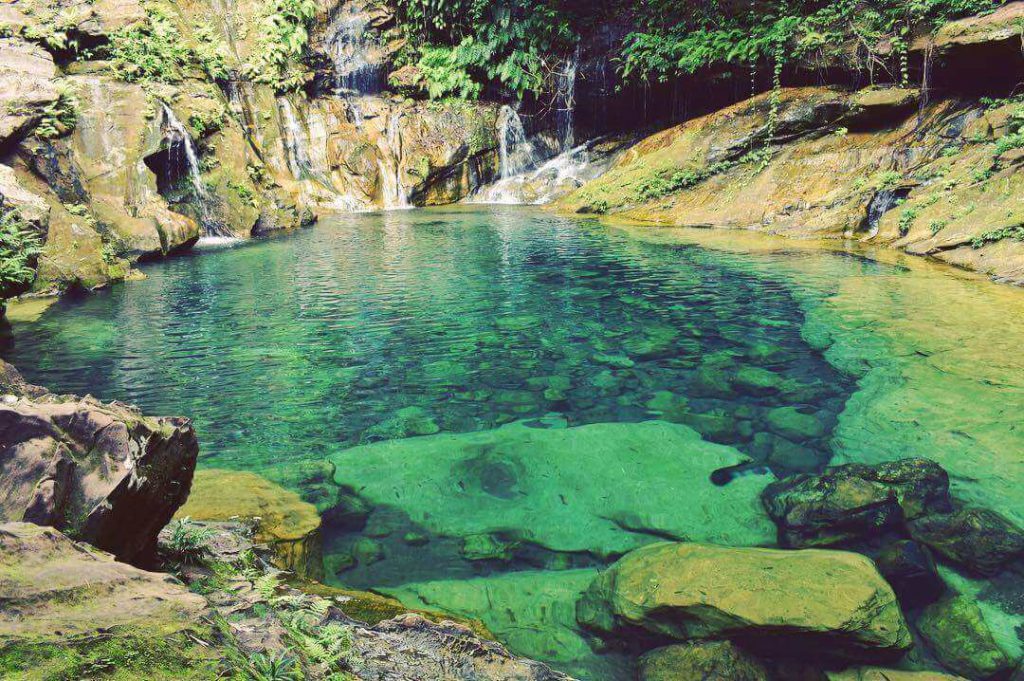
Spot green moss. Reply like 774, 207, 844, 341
0, 631, 221, 681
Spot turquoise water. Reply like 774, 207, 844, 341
4, 207, 890, 678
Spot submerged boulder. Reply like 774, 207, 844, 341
329, 420, 777, 559
577, 542, 911, 662
908, 507, 1024, 577
826, 668, 968, 680
762, 459, 952, 548
874, 540, 945, 608
0, 360, 198, 565
917, 596, 1016, 679
638, 641, 771, 681
175, 469, 323, 580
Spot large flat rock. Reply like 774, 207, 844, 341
329, 420, 777, 558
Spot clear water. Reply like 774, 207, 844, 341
10, 207, 1023, 679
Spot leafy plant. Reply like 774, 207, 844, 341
240, 651, 303, 681
898, 206, 919, 236
164, 517, 214, 564
0, 208, 41, 299
36, 83, 80, 139
109, 4, 193, 84
972, 224, 1024, 248
243, 0, 317, 92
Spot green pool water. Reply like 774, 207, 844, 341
6, 207, 1024, 678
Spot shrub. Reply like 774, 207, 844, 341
0, 208, 41, 300
163, 517, 214, 564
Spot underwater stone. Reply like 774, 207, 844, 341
362, 406, 441, 442
767, 436, 822, 473
874, 540, 945, 608
762, 460, 951, 549
765, 407, 826, 441
577, 542, 911, 662
732, 367, 782, 395
909, 507, 1024, 577
917, 596, 1016, 679
638, 642, 771, 681
330, 421, 776, 558
352, 538, 384, 566
592, 353, 636, 369
622, 326, 682, 360
690, 366, 735, 398
462, 533, 519, 561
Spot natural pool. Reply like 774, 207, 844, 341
6, 207, 1024, 679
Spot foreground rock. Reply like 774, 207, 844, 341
174, 469, 324, 580
577, 542, 911, 662
826, 669, 969, 680
0, 360, 197, 565
762, 459, 952, 548
0, 522, 207, 640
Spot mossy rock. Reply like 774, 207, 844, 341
638, 642, 771, 681
577, 542, 911, 662
917, 596, 1017, 679
176, 469, 323, 580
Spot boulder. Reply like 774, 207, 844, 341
577, 542, 912, 662
874, 541, 945, 608
765, 407, 826, 441
762, 459, 953, 548
908, 508, 1024, 577
174, 469, 323, 580
917, 596, 1016, 679
0, 521, 207, 640
638, 641, 771, 681
0, 360, 198, 566
0, 38, 57, 146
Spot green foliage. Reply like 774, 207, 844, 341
238, 651, 303, 681
618, 0, 1002, 86
972, 224, 1024, 248
36, 83, 80, 139
0, 208, 41, 299
873, 170, 903, 189
109, 4, 193, 84
898, 206, 919, 236
392, 0, 575, 99
929, 218, 948, 235
164, 517, 214, 564
243, 0, 317, 92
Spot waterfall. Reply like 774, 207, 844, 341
278, 98, 311, 179
377, 111, 410, 209
327, 4, 384, 94
497, 105, 538, 179
864, 188, 905, 238
160, 104, 228, 237
471, 139, 608, 206
556, 45, 580, 150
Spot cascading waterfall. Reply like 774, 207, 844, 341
278, 98, 312, 179
376, 111, 410, 209
863, 188, 907, 238
497, 105, 538, 179
327, 3, 384, 94
160, 104, 230, 238
556, 45, 581, 151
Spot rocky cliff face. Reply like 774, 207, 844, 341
0, 0, 505, 298
559, 4, 1024, 285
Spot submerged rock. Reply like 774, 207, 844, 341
329, 420, 777, 559
175, 469, 324, 580
874, 540, 945, 608
762, 459, 953, 548
577, 542, 911, 662
0, 360, 197, 566
908, 507, 1024, 577
638, 641, 771, 681
917, 596, 1016, 679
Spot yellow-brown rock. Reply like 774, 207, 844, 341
577, 542, 911, 662
176, 469, 324, 580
